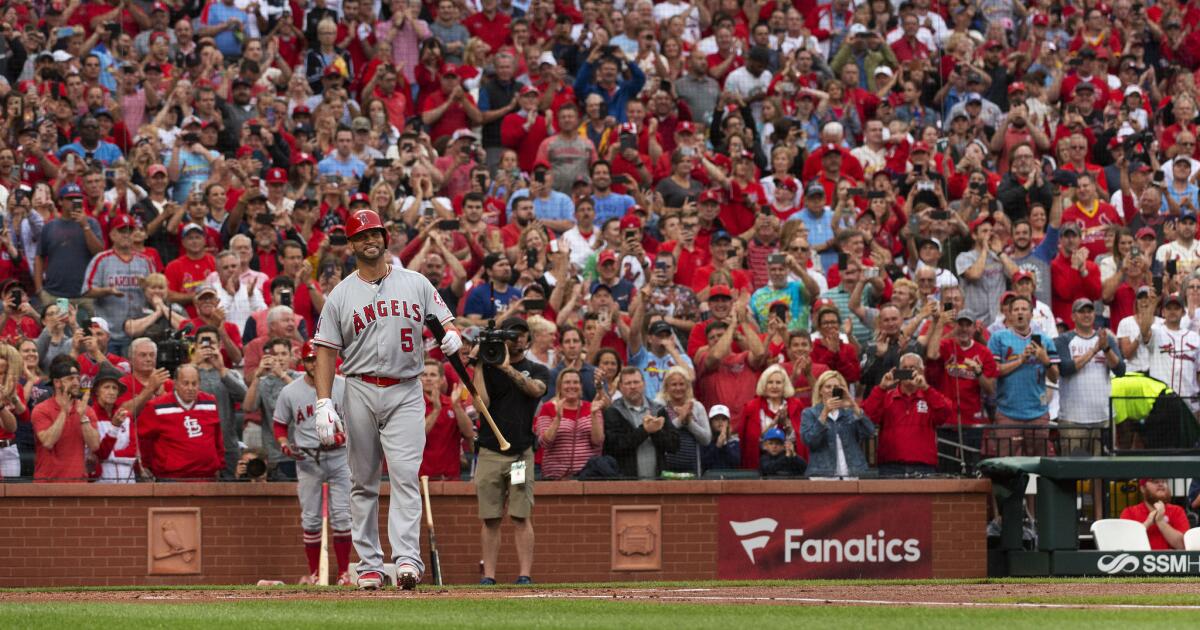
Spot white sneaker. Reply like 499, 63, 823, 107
357, 570, 385, 590
397, 563, 420, 591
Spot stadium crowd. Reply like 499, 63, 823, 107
0, 0, 1198, 521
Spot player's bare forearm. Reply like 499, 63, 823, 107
314, 346, 338, 400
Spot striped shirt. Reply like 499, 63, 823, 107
82, 249, 155, 341
534, 400, 601, 480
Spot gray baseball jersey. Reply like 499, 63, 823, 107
312, 267, 454, 378
274, 375, 347, 449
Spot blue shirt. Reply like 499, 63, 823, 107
317, 154, 367, 180
58, 141, 123, 167
628, 346, 693, 403
166, 149, 220, 202
592, 192, 635, 227
797, 207, 836, 270
573, 59, 646, 124
463, 282, 522, 319
204, 3, 248, 58
988, 328, 1060, 420
506, 189, 576, 226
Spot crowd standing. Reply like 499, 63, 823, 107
0, 0, 1198, 539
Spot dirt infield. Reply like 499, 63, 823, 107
4, 581, 1200, 608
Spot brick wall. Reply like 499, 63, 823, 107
0, 479, 989, 586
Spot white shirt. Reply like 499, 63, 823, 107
1058, 331, 1113, 424
1146, 324, 1200, 410
212, 280, 268, 335
723, 67, 773, 125
1155, 239, 1200, 275
1116, 314, 1163, 372
559, 228, 600, 270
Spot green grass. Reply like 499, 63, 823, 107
1, 599, 1198, 629
985, 594, 1200, 606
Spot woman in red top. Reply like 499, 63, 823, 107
0, 344, 24, 478
534, 369, 605, 480
738, 364, 809, 471
418, 360, 473, 480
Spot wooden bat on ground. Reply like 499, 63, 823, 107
318, 482, 329, 586
424, 315, 511, 451
420, 475, 443, 586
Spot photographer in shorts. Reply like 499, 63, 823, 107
469, 316, 550, 586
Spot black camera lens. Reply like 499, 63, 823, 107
244, 457, 267, 479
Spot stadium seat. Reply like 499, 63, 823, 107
1184, 528, 1200, 551
1090, 519, 1152, 551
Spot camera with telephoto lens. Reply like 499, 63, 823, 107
156, 324, 194, 375
1123, 130, 1154, 164
477, 320, 521, 365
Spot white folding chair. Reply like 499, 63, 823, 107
1090, 519, 1152, 551
1184, 527, 1200, 551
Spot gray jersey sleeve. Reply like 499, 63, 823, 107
317, 268, 456, 379
274, 375, 346, 449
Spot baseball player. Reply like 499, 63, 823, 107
311, 209, 460, 591
273, 342, 352, 585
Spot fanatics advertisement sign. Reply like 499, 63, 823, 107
718, 495, 934, 579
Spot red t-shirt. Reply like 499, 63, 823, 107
419, 88, 477, 144
419, 394, 466, 480
0, 315, 41, 345
1061, 200, 1123, 261
31, 397, 98, 482
694, 349, 760, 431
925, 338, 999, 425
164, 254, 217, 318
1119, 502, 1190, 550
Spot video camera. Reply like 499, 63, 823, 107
476, 320, 520, 365
157, 323, 194, 375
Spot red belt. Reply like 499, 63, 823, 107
350, 374, 417, 387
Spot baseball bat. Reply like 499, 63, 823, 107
420, 475, 443, 586
318, 483, 329, 586
424, 315, 511, 451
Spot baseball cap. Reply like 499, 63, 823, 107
48, 358, 80, 381
352, 117, 371, 132
918, 237, 942, 251
849, 24, 870, 37
236, 145, 256, 158
874, 66, 893, 77
1136, 227, 1157, 240
193, 284, 218, 299
1073, 81, 1095, 94
1181, 214, 1197, 223
956, 312, 975, 323
293, 105, 312, 116
450, 128, 477, 143
1060, 222, 1082, 237
519, 84, 540, 96
619, 215, 642, 230
597, 249, 618, 265
51, 50, 73, 63
349, 192, 370, 206
676, 121, 697, 135
1136, 285, 1153, 299
698, 189, 723, 204
1131, 161, 1153, 174
708, 285, 733, 300
59, 183, 83, 198
89, 316, 110, 334
180, 222, 206, 238
500, 316, 530, 333
1012, 270, 1036, 285
323, 64, 345, 79
537, 51, 557, 66
109, 213, 136, 230
1164, 293, 1186, 308
911, 141, 931, 154
761, 427, 787, 442
1072, 298, 1097, 313
711, 230, 732, 244
648, 320, 674, 336
969, 215, 994, 232
1008, 82, 1027, 95
295, 152, 316, 165
589, 283, 613, 297
984, 39, 1004, 50
805, 184, 826, 198
232, 77, 252, 89
775, 177, 799, 191
708, 404, 731, 420
181, 115, 204, 128
265, 167, 288, 184
999, 291, 1018, 306
148, 164, 168, 178
1033, 14, 1049, 26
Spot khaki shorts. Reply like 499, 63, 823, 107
1056, 422, 1104, 456
475, 447, 535, 520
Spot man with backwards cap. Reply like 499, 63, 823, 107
31, 356, 100, 482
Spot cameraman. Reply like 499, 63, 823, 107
191, 326, 247, 478
470, 316, 550, 586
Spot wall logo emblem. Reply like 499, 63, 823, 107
729, 518, 778, 565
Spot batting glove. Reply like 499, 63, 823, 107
281, 443, 306, 461
440, 329, 463, 357
314, 398, 343, 447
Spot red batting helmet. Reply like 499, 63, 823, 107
301, 341, 317, 360
345, 209, 386, 240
